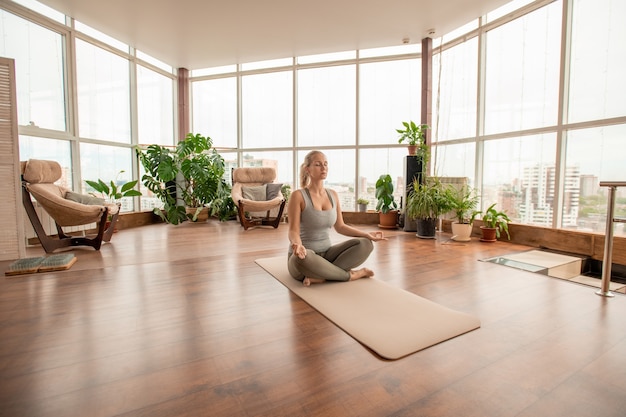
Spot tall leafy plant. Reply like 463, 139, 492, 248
137, 133, 227, 224
405, 177, 452, 221
375, 174, 398, 214
448, 185, 480, 224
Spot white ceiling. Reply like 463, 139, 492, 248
36, 0, 510, 70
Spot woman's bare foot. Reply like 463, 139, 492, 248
349, 268, 374, 281
303, 277, 326, 287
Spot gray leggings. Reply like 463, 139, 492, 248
288, 238, 374, 282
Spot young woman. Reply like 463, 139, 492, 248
287, 150, 387, 286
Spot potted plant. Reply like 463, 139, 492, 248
85, 170, 142, 231
396, 121, 429, 156
479, 203, 511, 242
405, 177, 452, 239
448, 184, 480, 242
136, 132, 226, 224
357, 197, 369, 212
375, 174, 398, 228
85, 170, 142, 203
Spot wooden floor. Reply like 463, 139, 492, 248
1, 220, 625, 417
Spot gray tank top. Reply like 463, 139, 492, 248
298, 188, 337, 253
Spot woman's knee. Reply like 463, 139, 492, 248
359, 237, 374, 254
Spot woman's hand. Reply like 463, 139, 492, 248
292, 243, 307, 259
367, 231, 387, 242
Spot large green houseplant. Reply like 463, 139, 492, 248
375, 174, 399, 228
405, 177, 452, 238
136, 133, 227, 224
396, 121, 429, 156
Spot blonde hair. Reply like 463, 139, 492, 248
299, 150, 325, 188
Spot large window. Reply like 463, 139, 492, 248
483, 1, 561, 134
482, 134, 557, 227
242, 71, 293, 148
565, 124, 626, 233
359, 59, 420, 145
567, 0, 626, 123
76, 39, 131, 142
432, 38, 478, 142
0, 10, 66, 131
137, 65, 174, 146
297, 65, 356, 147
432, 143, 476, 184
192, 77, 237, 148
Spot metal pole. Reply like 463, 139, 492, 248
596, 185, 617, 297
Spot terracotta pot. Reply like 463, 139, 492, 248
378, 210, 398, 229
407, 145, 417, 155
480, 226, 497, 242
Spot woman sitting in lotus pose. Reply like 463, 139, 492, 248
287, 150, 386, 286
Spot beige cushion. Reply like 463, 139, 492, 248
22, 159, 62, 184
233, 167, 276, 184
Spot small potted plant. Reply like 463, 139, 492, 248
85, 170, 142, 231
85, 170, 142, 203
448, 184, 480, 242
357, 197, 369, 212
479, 203, 511, 242
375, 174, 398, 228
396, 121, 429, 156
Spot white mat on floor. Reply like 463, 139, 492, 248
255, 256, 481, 360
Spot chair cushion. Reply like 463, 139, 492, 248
233, 167, 276, 184
242, 185, 267, 201
65, 191, 105, 205
266, 183, 283, 200
22, 159, 62, 184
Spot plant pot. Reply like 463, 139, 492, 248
186, 206, 209, 222
407, 145, 417, 155
378, 210, 398, 229
480, 226, 497, 242
416, 218, 437, 239
451, 222, 472, 242
358, 203, 367, 212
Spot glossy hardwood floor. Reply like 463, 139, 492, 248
1, 220, 625, 417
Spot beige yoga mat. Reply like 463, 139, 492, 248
255, 256, 481, 360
